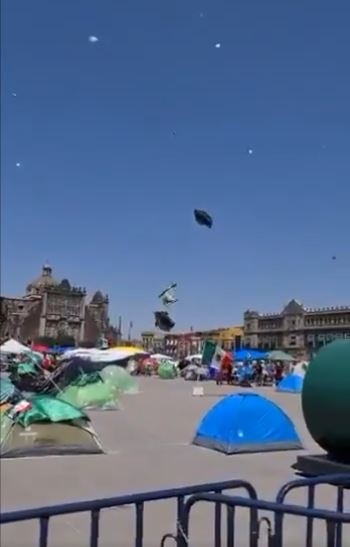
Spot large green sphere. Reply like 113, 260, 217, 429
302, 340, 350, 462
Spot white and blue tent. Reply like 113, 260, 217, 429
276, 373, 303, 394
193, 393, 302, 454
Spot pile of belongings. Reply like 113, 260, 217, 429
0, 376, 22, 412
183, 364, 209, 381
138, 357, 159, 375
0, 394, 104, 458
7, 353, 50, 393
158, 360, 178, 379
6, 354, 139, 410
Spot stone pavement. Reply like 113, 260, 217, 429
1, 378, 349, 546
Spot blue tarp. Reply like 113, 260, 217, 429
193, 393, 302, 454
276, 374, 303, 393
233, 349, 267, 361
50, 345, 75, 354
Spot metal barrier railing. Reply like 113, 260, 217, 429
1, 473, 350, 546
181, 493, 350, 547
0, 479, 258, 547
180, 473, 350, 547
274, 474, 350, 547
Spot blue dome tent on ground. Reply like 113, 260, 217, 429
276, 373, 303, 394
192, 393, 302, 454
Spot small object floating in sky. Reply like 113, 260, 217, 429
194, 209, 213, 228
12, 92, 17, 97
215, 43, 221, 49
332, 256, 337, 260
159, 283, 178, 307
199, 12, 204, 18
16, 162, 21, 168
88, 35, 99, 43
248, 148, 253, 155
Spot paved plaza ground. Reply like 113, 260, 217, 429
1, 378, 349, 546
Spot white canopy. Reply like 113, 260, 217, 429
0, 338, 30, 354
151, 353, 171, 361
61, 347, 143, 363
185, 353, 202, 361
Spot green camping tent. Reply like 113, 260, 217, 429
99, 365, 139, 394
158, 361, 177, 379
0, 396, 104, 458
57, 373, 120, 410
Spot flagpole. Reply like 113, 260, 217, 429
128, 321, 133, 342
118, 316, 122, 344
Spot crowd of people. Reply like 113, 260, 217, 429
175, 353, 288, 387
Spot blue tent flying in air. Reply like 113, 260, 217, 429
276, 373, 303, 394
193, 393, 302, 454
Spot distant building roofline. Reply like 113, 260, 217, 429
245, 301, 350, 318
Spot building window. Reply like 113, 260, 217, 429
289, 335, 296, 346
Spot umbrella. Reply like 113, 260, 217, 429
266, 350, 296, 362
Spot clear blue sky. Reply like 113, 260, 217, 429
2, 0, 349, 335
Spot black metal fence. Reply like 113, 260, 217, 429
1, 473, 350, 546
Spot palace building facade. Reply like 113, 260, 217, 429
0, 264, 118, 345
244, 299, 350, 357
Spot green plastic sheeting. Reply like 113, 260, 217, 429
17, 361, 37, 375
17, 395, 87, 428
10, 353, 42, 376
100, 366, 138, 394
0, 378, 17, 404
158, 361, 177, 379
58, 376, 119, 410
70, 372, 101, 387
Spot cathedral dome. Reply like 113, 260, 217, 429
26, 264, 59, 293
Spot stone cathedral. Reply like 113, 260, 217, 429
0, 264, 118, 345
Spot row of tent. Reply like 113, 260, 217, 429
1, 387, 302, 458
0, 356, 143, 458
0, 339, 148, 362
1, 340, 299, 364
0, 352, 181, 458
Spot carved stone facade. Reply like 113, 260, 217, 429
0, 264, 118, 345
244, 299, 350, 357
